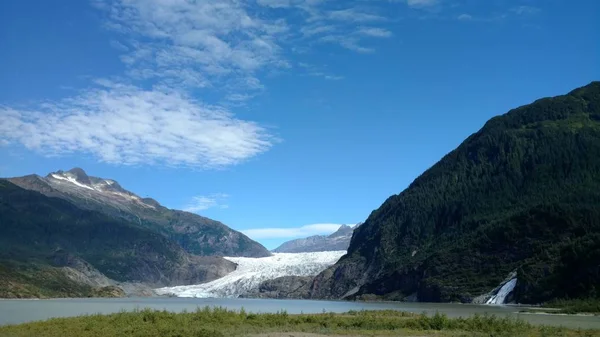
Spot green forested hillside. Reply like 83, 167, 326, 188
310, 82, 600, 304
8, 170, 271, 258
0, 180, 235, 298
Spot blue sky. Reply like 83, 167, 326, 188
1, 0, 598, 250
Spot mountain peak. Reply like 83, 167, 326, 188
46, 168, 147, 203
47, 168, 93, 189
328, 224, 353, 238
67, 167, 87, 176
273, 224, 354, 253
67, 167, 91, 185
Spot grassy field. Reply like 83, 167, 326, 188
0, 307, 599, 337
545, 299, 600, 315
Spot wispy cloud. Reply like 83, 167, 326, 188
0, 0, 548, 171
242, 223, 346, 239
0, 0, 292, 168
225, 93, 254, 102
357, 27, 393, 38
184, 193, 229, 212
0, 82, 273, 168
100, 0, 289, 92
298, 62, 344, 80
257, 0, 292, 8
320, 35, 374, 53
260, 2, 394, 54
315, 73, 345, 81
406, 0, 439, 8
457, 13, 472, 21
511, 6, 541, 15
300, 24, 336, 37
328, 8, 386, 23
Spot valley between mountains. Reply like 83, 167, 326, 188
1, 82, 599, 308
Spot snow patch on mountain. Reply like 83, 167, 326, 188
47, 170, 156, 209
51, 174, 95, 191
155, 251, 346, 298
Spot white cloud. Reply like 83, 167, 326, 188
97, 0, 290, 91
0, 83, 273, 168
300, 24, 336, 37
357, 27, 393, 38
184, 193, 229, 212
328, 8, 386, 23
406, 0, 438, 8
257, 0, 292, 8
299, 62, 344, 80
242, 223, 346, 239
1, 0, 538, 171
226, 93, 254, 102
457, 14, 472, 21
511, 6, 540, 15
311, 73, 344, 80
98, 1, 402, 88
320, 35, 374, 53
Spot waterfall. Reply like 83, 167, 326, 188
486, 278, 517, 305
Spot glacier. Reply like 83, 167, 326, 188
155, 251, 346, 298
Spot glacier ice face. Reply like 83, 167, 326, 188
155, 251, 346, 298
486, 278, 517, 305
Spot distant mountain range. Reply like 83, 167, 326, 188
0, 168, 270, 298
273, 224, 357, 253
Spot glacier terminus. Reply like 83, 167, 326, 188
155, 251, 346, 298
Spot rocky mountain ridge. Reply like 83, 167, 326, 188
9, 168, 270, 258
273, 224, 356, 253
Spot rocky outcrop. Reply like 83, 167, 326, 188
53, 250, 235, 297
242, 276, 313, 299
53, 250, 115, 288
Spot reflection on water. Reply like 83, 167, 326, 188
0, 297, 599, 329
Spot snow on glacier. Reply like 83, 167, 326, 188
155, 251, 346, 298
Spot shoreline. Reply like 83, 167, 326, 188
0, 296, 600, 318
1, 307, 599, 337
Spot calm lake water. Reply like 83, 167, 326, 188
1, 297, 599, 329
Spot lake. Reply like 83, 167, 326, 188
1, 297, 599, 329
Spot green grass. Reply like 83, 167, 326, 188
0, 307, 598, 337
545, 299, 600, 315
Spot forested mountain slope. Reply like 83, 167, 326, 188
9, 168, 270, 258
0, 180, 235, 298
309, 81, 600, 304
